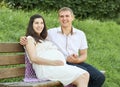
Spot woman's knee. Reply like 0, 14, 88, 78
83, 72, 90, 80
72, 72, 89, 85
78, 72, 90, 81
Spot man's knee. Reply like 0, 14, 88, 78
100, 73, 105, 82
97, 73, 105, 84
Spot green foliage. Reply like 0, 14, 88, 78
0, 8, 120, 87
0, 8, 46, 42
0, 77, 23, 82
3, 0, 120, 20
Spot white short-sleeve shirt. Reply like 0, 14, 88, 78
47, 27, 88, 59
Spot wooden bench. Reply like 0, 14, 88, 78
0, 42, 105, 87
0, 42, 63, 87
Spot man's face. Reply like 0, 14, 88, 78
59, 11, 74, 28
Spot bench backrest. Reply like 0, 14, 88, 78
0, 43, 25, 79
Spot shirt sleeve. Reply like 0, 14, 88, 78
80, 31, 88, 50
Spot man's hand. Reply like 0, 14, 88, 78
20, 36, 28, 46
66, 54, 79, 63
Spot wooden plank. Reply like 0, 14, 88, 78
0, 81, 63, 87
0, 67, 25, 79
0, 55, 25, 65
0, 43, 24, 52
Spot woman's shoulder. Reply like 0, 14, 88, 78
27, 36, 34, 40
27, 36, 33, 39
26, 36, 35, 43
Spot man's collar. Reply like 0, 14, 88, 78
57, 26, 76, 35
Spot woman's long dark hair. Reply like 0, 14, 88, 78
25, 14, 47, 43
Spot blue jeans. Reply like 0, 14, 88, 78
67, 62, 105, 87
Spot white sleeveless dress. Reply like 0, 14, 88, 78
26, 36, 87, 86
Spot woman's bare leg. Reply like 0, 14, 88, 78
72, 72, 89, 87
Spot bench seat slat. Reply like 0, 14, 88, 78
0, 81, 63, 87
0, 67, 25, 79
0, 55, 25, 65
0, 43, 24, 52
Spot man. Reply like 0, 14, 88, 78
20, 7, 105, 87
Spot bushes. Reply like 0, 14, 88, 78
4, 0, 120, 20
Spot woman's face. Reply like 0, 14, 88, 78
33, 18, 44, 35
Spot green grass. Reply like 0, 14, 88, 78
77, 20, 120, 87
0, 8, 120, 87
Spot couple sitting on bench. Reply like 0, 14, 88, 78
21, 7, 105, 87
22, 14, 89, 87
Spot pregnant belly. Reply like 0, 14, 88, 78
37, 49, 66, 63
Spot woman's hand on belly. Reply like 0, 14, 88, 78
52, 60, 64, 66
